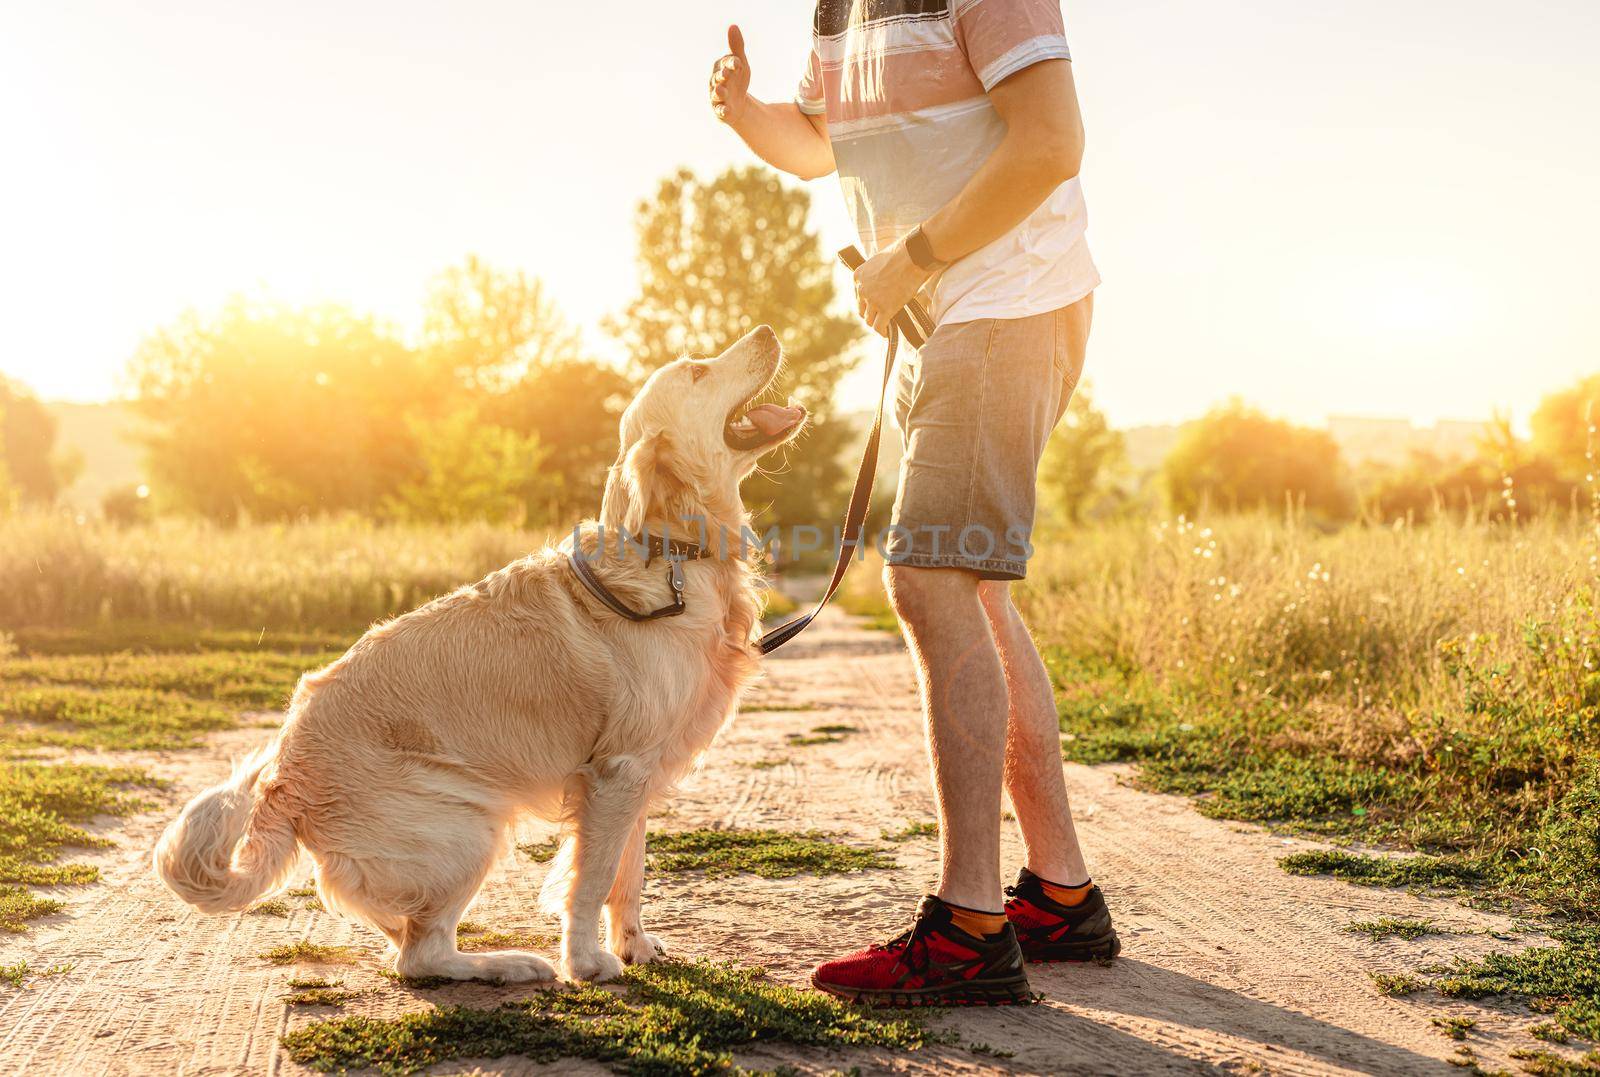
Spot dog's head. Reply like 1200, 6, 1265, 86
602, 325, 807, 536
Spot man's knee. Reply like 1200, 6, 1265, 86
883, 564, 978, 627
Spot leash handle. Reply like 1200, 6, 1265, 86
758, 245, 930, 655
835, 246, 936, 348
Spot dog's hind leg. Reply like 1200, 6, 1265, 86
323, 807, 554, 984
560, 756, 652, 982
604, 811, 664, 966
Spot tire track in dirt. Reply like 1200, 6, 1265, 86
0, 604, 1548, 1074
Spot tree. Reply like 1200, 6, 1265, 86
0, 407, 15, 516
0, 376, 72, 507
426, 257, 631, 520
1163, 400, 1355, 520
480, 359, 632, 520
382, 408, 557, 525
1363, 429, 1577, 523
1531, 373, 1600, 477
422, 255, 586, 391
129, 260, 630, 526
1039, 383, 1125, 523
610, 166, 862, 531
129, 299, 432, 521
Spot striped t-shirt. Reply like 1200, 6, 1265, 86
797, 0, 1099, 326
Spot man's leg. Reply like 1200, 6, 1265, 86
979, 580, 1088, 885
884, 564, 1009, 912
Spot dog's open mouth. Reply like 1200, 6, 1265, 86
725, 396, 807, 451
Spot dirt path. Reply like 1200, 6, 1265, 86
0, 604, 1541, 1075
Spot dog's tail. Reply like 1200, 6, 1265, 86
153, 740, 299, 914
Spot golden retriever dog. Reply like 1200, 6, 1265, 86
154, 326, 806, 984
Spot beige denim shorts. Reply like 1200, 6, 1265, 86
886, 297, 1091, 580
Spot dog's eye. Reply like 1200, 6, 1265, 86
689, 364, 709, 383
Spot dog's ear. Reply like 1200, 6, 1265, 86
611, 431, 675, 536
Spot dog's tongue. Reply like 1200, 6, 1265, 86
747, 403, 803, 435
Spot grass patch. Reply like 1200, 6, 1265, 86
1432, 925, 1600, 1042
283, 958, 931, 1075
1433, 1015, 1477, 1040
0, 960, 73, 989
745, 756, 791, 770
260, 941, 359, 966
881, 821, 939, 843
784, 724, 858, 747
1531, 1023, 1571, 1044
518, 838, 560, 864
647, 829, 895, 879
378, 969, 455, 989
287, 975, 342, 989
9, 625, 354, 657
457, 929, 556, 953
0, 761, 161, 930
1346, 918, 1441, 941
287, 884, 319, 898
287, 988, 364, 1007
743, 700, 815, 713
250, 899, 291, 918
1, 649, 332, 710
0, 886, 66, 932
1279, 850, 1481, 890
1371, 972, 1428, 996
0, 684, 237, 752
1508, 1047, 1600, 1075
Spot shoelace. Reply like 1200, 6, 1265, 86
872, 916, 934, 972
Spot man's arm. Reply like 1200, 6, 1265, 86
709, 25, 835, 182
853, 59, 1084, 335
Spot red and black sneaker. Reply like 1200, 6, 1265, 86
810, 895, 1034, 1007
1004, 868, 1122, 963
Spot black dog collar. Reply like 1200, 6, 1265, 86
565, 530, 711, 622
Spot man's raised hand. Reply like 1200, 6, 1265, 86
709, 25, 752, 125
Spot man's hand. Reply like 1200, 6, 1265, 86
854, 240, 935, 337
709, 25, 752, 126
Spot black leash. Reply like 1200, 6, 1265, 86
755, 246, 936, 655
566, 246, 935, 654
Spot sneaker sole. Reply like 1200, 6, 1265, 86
810, 971, 1036, 1008
1023, 930, 1122, 964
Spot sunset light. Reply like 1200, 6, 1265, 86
3, 3, 1599, 1072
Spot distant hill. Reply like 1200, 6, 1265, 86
46, 402, 147, 512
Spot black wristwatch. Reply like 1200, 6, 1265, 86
904, 225, 948, 271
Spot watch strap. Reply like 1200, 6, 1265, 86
905, 225, 947, 271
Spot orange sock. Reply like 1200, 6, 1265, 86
945, 902, 1006, 937
1039, 877, 1094, 907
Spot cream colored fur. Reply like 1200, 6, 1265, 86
153, 326, 804, 983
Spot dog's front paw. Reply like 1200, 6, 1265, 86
611, 930, 666, 966
563, 946, 626, 983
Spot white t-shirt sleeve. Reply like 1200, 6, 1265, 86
954, 0, 1073, 92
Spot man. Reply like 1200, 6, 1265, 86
709, 0, 1118, 1006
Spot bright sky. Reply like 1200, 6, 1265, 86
2, 1, 1597, 429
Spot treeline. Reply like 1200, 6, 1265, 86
26, 166, 858, 533
3, 162, 1597, 532
125, 258, 626, 527
1037, 387, 1599, 529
